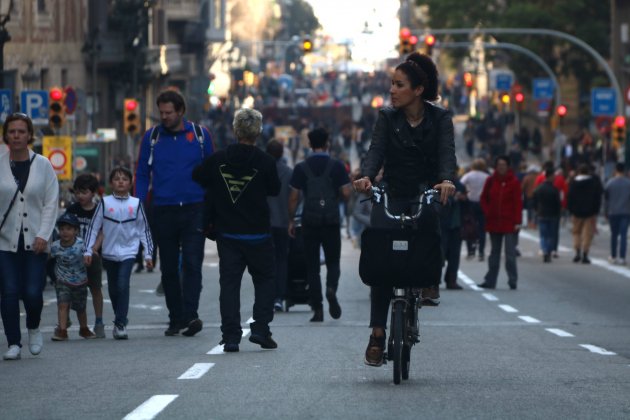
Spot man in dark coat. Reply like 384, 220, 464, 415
532, 168, 561, 262
567, 164, 602, 264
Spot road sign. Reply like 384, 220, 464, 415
591, 88, 617, 117
20, 90, 49, 125
64, 86, 77, 115
43, 136, 73, 180
0, 89, 12, 123
536, 99, 551, 118
496, 73, 513, 91
533, 78, 554, 100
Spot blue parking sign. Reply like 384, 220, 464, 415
533, 79, 554, 100
591, 88, 616, 117
0, 89, 12, 123
20, 90, 49, 125
496, 74, 513, 91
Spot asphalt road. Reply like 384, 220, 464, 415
1, 220, 630, 419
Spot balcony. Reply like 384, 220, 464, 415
162, 0, 201, 22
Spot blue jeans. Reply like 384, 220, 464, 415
609, 214, 630, 259
538, 218, 559, 255
102, 259, 135, 326
216, 236, 275, 343
0, 246, 47, 347
153, 203, 205, 325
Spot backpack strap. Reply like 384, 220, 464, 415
193, 123, 205, 159
147, 126, 160, 167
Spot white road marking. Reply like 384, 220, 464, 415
246, 317, 254, 324
518, 316, 540, 323
579, 344, 617, 356
138, 289, 157, 294
203, 262, 219, 268
207, 329, 251, 354
482, 293, 498, 301
130, 304, 163, 311
123, 395, 178, 420
498, 304, 518, 313
457, 271, 475, 285
178, 363, 215, 380
469, 285, 483, 291
545, 328, 574, 337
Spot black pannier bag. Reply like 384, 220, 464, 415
359, 227, 442, 288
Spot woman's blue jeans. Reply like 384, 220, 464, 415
609, 214, 630, 259
0, 248, 47, 347
102, 258, 135, 327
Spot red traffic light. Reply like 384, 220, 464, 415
556, 105, 567, 117
425, 34, 436, 46
399, 27, 411, 39
463, 72, 473, 88
409, 35, 418, 46
614, 115, 626, 128
49, 88, 63, 101
514, 92, 524, 103
125, 99, 138, 112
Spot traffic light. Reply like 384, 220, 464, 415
399, 27, 411, 55
613, 116, 626, 149
123, 98, 140, 135
556, 104, 567, 118
463, 72, 474, 89
48, 87, 66, 129
424, 34, 436, 55
302, 38, 313, 53
514, 92, 525, 111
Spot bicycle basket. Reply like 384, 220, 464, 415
359, 227, 442, 288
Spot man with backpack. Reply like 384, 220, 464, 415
135, 89, 214, 337
288, 128, 351, 322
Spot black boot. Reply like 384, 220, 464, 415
310, 307, 324, 322
573, 249, 581, 263
581, 252, 591, 264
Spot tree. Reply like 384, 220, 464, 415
278, 0, 320, 39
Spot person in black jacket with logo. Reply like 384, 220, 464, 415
192, 108, 280, 352
353, 52, 456, 367
532, 167, 561, 262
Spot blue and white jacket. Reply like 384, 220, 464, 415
84, 195, 153, 262
135, 120, 213, 206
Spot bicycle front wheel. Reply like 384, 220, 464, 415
392, 300, 404, 385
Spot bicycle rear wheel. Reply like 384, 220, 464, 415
392, 301, 404, 385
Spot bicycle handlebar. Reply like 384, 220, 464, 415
370, 185, 439, 223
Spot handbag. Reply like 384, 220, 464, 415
0, 154, 36, 232
359, 227, 442, 288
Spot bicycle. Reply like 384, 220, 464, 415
359, 185, 440, 384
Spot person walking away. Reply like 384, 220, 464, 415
353, 52, 456, 366
266, 139, 293, 311
441, 177, 466, 289
604, 162, 630, 265
532, 167, 561, 262
567, 164, 602, 264
84, 167, 154, 340
478, 155, 522, 290
50, 213, 96, 340
460, 158, 489, 260
193, 108, 280, 352
534, 162, 568, 258
288, 128, 351, 322
521, 164, 540, 229
135, 89, 214, 337
65, 174, 106, 338
0, 113, 58, 360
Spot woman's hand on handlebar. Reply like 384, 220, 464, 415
353, 176, 372, 194
433, 180, 456, 205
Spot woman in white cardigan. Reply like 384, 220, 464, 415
0, 113, 58, 361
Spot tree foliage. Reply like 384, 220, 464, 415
280, 0, 321, 38
417, 0, 610, 93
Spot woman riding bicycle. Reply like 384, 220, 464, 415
353, 52, 456, 367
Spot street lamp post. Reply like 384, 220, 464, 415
0, 0, 13, 88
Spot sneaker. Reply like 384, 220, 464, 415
28, 328, 43, 355
155, 282, 164, 296
420, 286, 440, 306
113, 324, 128, 340
310, 307, 324, 322
325, 288, 342, 319
364, 335, 385, 367
79, 327, 96, 339
51, 327, 68, 341
249, 333, 278, 349
182, 318, 203, 337
94, 324, 106, 339
619, 259, 626, 266
164, 321, 184, 336
273, 299, 284, 312
221, 341, 239, 353
2, 345, 21, 360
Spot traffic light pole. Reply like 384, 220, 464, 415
423, 28, 622, 115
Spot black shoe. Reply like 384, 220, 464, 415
364, 335, 385, 367
509, 283, 517, 290
310, 307, 324, 322
249, 333, 278, 349
182, 318, 203, 337
325, 288, 342, 319
164, 322, 184, 336
573, 252, 581, 263
478, 283, 495, 289
581, 254, 591, 264
543, 254, 551, 263
221, 341, 239, 352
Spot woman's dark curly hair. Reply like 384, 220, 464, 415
395, 52, 439, 101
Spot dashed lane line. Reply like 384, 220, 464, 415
177, 363, 215, 380
545, 328, 575, 337
482, 293, 498, 301
123, 395, 178, 420
207, 329, 251, 355
498, 304, 518, 313
579, 344, 617, 356
518, 315, 541, 324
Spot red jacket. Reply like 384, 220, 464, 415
481, 170, 523, 233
